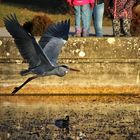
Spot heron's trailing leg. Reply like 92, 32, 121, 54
11, 76, 38, 95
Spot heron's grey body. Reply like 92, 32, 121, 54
27, 64, 68, 77
3, 14, 73, 94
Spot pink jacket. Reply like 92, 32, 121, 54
67, 0, 95, 6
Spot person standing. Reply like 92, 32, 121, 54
91, 0, 105, 36
67, 0, 95, 37
108, 0, 136, 36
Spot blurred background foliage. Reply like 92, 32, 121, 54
0, 0, 75, 35
0, 0, 75, 28
2, 0, 70, 14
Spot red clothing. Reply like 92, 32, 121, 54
67, 0, 95, 6
109, 0, 136, 19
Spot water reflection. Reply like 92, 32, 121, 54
0, 96, 140, 140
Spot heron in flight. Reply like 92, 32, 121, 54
4, 14, 79, 95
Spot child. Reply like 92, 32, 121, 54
67, 0, 95, 37
108, 0, 136, 36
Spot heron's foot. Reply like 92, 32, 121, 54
11, 86, 20, 95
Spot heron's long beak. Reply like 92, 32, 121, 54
69, 67, 80, 72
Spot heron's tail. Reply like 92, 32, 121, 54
20, 69, 31, 76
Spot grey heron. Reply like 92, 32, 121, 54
4, 14, 80, 95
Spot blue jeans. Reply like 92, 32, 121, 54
74, 4, 91, 33
90, 3, 104, 36
93, 3, 104, 36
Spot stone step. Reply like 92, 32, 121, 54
0, 37, 140, 91
0, 37, 140, 59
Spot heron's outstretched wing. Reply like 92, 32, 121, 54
43, 37, 66, 65
39, 19, 70, 49
39, 19, 70, 65
4, 14, 54, 69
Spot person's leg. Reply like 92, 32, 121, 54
112, 19, 121, 36
122, 18, 131, 36
93, 3, 104, 36
74, 6, 81, 36
81, 4, 91, 37
87, 8, 93, 35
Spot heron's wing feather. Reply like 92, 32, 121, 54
4, 14, 41, 68
39, 19, 70, 48
4, 14, 54, 69
43, 38, 65, 65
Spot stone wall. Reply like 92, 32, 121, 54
0, 37, 140, 87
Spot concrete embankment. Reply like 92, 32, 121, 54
0, 37, 140, 94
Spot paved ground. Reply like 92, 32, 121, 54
0, 26, 113, 37
69, 26, 113, 36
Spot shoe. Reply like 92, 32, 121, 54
82, 29, 89, 37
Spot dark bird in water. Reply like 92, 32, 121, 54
28, 131, 40, 137
3, 14, 80, 95
55, 115, 70, 133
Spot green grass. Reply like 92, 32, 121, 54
0, 3, 111, 27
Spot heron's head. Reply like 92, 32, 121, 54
57, 65, 80, 77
